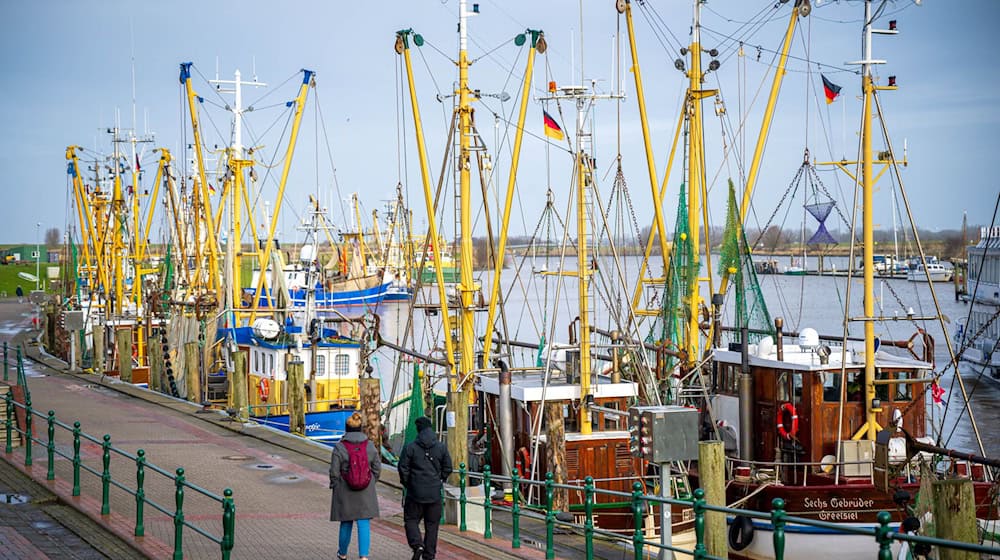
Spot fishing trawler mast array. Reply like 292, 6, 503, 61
49, 1, 1000, 557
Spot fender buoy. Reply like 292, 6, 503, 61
516, 447, 531, 474
259, 378, 271, 402
729, 515, 755, 551
776, 402, 799, 440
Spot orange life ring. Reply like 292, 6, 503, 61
258, 378, 270, 402
776, 402, 798, 440
515, 446, 531, 474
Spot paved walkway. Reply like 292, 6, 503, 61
0, 300, 535, 560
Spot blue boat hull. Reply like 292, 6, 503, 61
245, 281, 410, 317
250, 408, 356, 444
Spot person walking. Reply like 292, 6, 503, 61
329, 412, 381, 560
15, 285, 23, 304
398, 416, 452, 560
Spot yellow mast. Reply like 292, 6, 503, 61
179, 62, 221, 295
482, 29, 541, 368
66, 147, 100, 294
619, 0, 670, 281
247, 69, 314, 320
395, 28, 458, 382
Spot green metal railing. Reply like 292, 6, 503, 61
3, 352, 235, 559
452, 464, 1000, 560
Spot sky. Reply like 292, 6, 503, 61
0, 0, 997, 247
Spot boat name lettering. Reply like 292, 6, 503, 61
803, 497, 874, 511
305, 423, 321, 432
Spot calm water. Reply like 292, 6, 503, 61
371, 254, 999, 457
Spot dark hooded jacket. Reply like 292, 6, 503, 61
398, 426, 453, 503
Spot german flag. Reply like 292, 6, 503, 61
822, 74, 842, 105
543, 110, 564, 141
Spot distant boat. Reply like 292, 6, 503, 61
906, 262, 953, 282
17, 272, 38, 283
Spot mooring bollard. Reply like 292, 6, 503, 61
459, 463, 467, 532
135, 450, 146, 537
71, 422, 81, 496
173, 467, 186, 560
101, 435, 111, 515
483, 465, 493, 539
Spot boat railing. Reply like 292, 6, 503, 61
725, 455, 878, 487
247, 397, 360, 413
4, 370, 235, 559
449, 463, 1000, 560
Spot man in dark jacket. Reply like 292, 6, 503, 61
398, 416, 452, 560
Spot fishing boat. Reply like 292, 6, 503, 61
953, 226, 1000, 380
691, 2, 1000, 558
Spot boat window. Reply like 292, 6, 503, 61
792, 373, 803, 404
776, 371, 789, 401
334, 354, 350, 376
824, 371, 864, 402
316, 355, 326, 376
726, 365, 739, 393
253, 351, 259, 373
875, 369, 889, 402
895, 371, 913, 401
269, 353, 274, 374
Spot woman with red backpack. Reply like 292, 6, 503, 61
329, 412, 381, 560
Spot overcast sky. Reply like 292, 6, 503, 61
1, 0, 996, 247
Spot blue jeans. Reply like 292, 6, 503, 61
338, 518, 370, 557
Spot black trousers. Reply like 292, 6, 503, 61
403, 497, 443, 559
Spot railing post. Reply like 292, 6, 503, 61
545, 472, 556, 560
771, 497, 786, 560
4, 392, 12, 454
24, 398, 32, 466
876, 511, 892, 560
173, 467, 185, 560
101, 434, 111, 515
3, 340, 8, 382
46, 410, 55, 480
72, 422, 81, 496
135, 450, 146, 537
221, 488, 235, 560
632, 481, 645, 560
693, 488, 707, 560
511, 467, 521, 549
584, 476, 595, 560
458, 463, 467, 532
483, 465, 493, 539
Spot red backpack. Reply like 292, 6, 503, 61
341, 440, 372, 491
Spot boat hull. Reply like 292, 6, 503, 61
249, 408, 356, 444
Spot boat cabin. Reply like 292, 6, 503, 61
710, 328, 931, 484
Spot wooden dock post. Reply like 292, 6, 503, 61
544, 402, 568, 512
698, 440, 728, 558
147, 332, 162, 393
933, 478, 977, 560
184, 342, 200, 403
92, 326, 105, 374
360, 377, 381, 448
116, 328, 133, 383
287, 359, 305, 435
230, 351, 248, 422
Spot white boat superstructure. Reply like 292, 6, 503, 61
906, 262, 953, 282
954, 226, 1000, 379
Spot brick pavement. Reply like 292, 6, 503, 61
0, 300, 530, 560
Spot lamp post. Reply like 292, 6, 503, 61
35, 222, 41, 291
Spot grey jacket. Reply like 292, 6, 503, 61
329, 430, 381, 521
